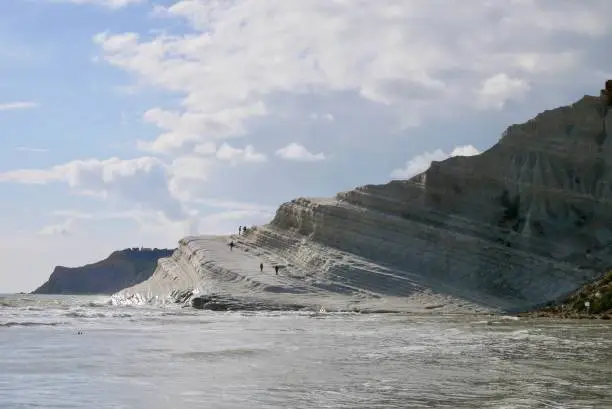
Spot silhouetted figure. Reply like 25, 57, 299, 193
243, 226, 248, 235
260, 262, 263, 272
274, 265, 279, 275
229, 241, 235, 251
238, 226, 242, 235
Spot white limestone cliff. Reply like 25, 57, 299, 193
113, 88, 612, 313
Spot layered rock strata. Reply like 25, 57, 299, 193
115, 86, 612, 313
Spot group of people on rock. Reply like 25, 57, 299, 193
228, 228, 280, 275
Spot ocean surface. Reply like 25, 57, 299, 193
1, 294, 611, 409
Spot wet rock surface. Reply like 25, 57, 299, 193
189, 294, 306, 312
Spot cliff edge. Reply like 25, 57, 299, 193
114, 83, 612, 314
33, 248, 174, 295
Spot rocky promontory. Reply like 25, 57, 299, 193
33, 248, 174, 295
114, 83, 612, 314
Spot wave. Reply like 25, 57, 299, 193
78, 299, 112, 308
64, 311, 107, 319
22, 306, 44, 311
63, 310, 133, 319
1, 321, 64, 327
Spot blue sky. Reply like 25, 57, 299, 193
1, 0, 611, 292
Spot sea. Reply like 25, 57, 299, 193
1, 294, 611, 409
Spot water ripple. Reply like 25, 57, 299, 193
0, 294, 610, 408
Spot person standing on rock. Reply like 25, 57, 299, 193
274, 265, 279, 275
260, 262, 263, 272
238, 226, 242, 235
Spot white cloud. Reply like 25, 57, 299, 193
0, 157, 187, 220
169, 156, 211, 182
135, 102, 267, 155
216, 143, 267, 165
0, 147, 271, 229
390, 145, 480, 179
91, 0, 612, 155
275, 143, 325, 162
477, 73, 531, 110
0, 101, 38, 111
166, 156, 213, 202
46, 0, 144, 9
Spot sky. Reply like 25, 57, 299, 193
0, 0, 611, 292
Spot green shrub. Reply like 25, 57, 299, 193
592, 292, 612, 314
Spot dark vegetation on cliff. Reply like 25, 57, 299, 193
32, 248, 174, 295
521, 271, 612, 319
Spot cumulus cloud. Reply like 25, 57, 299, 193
0, 157, 187, 220
390, 145, 480, 179
275, 143, 325, 162
165, 156, 213, 202
477, 73, 531, 110
135, 102, 267, 155
216, 143, 267, 165
92, 0, 612, 154
0, 101, 38, 111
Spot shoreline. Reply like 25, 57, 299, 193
515, 311, 611, 320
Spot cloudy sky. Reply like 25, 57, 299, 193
1, 0, 610, 292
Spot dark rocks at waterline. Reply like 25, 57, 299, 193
190, 294, 309, 312
188, 294, 402, 314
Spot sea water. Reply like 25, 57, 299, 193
1, 294, 611, 408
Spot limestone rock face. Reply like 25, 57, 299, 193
33, 248, 174, 295
115, 89, 612, 313
270, 94, 612, 311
